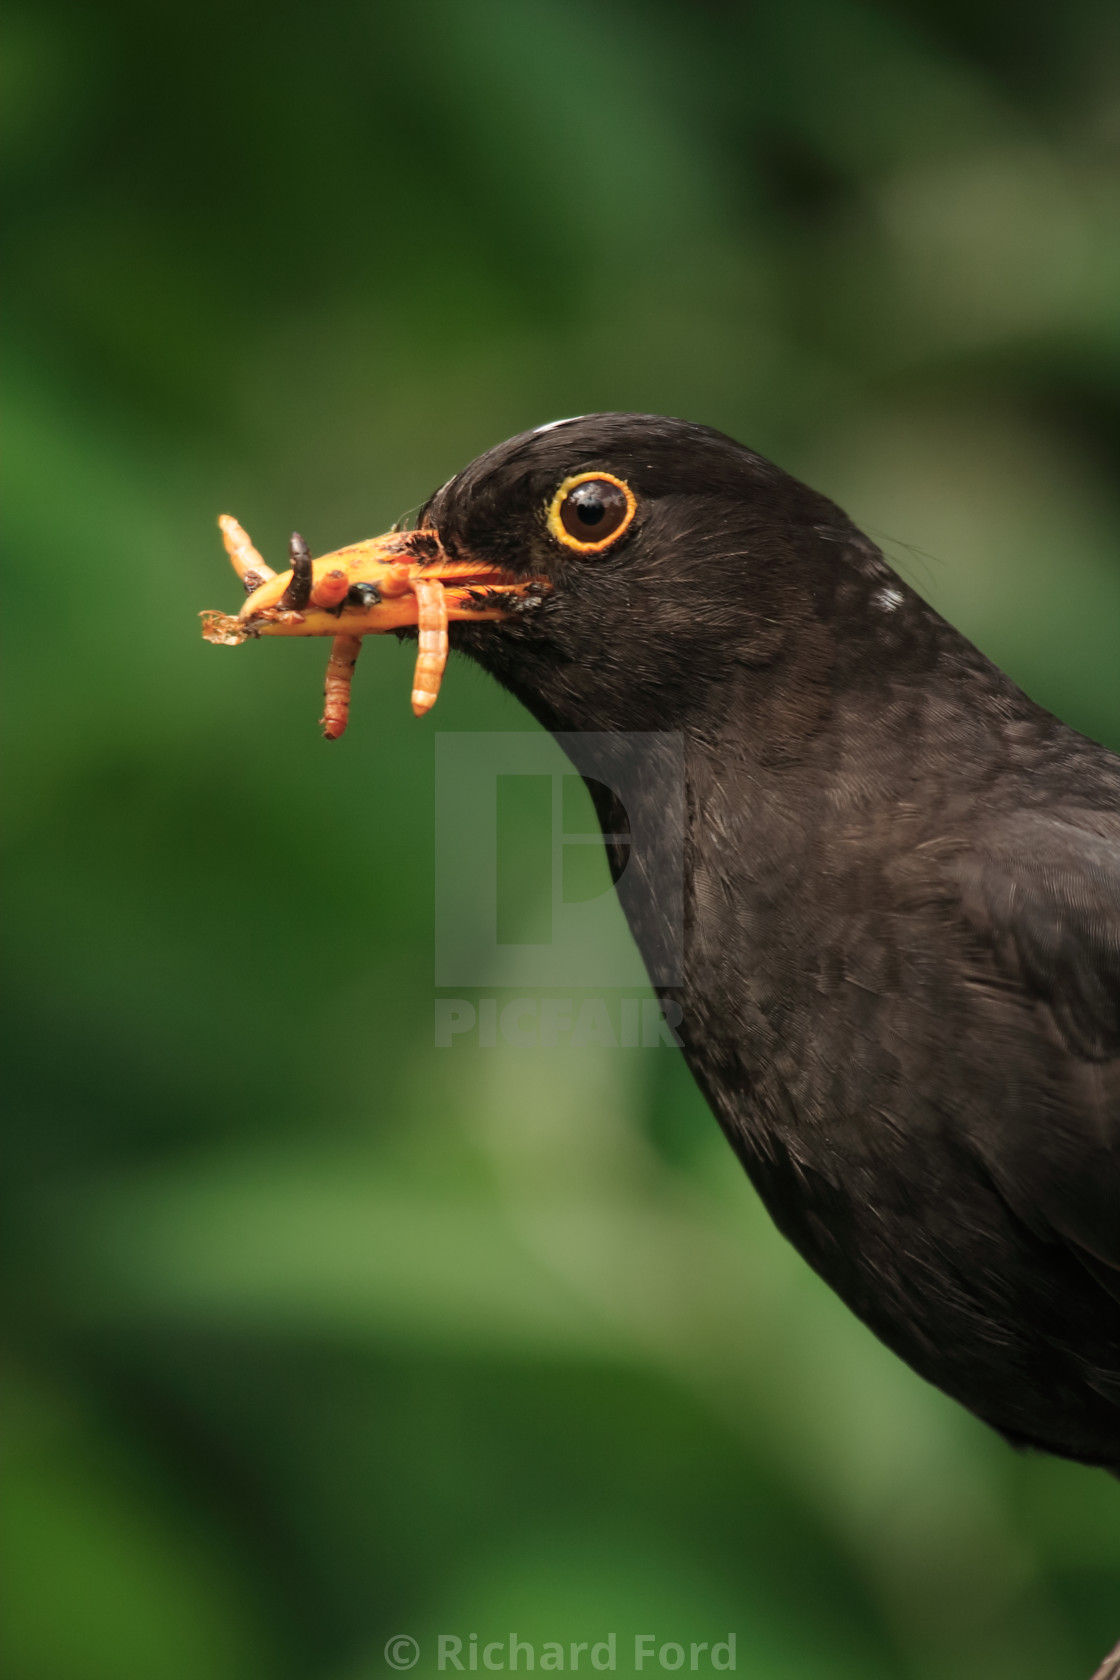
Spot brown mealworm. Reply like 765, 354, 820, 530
321, 634, 362, 740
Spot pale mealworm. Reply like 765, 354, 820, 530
218, 514, 275, 591
310, 567, 350, 609
409, 575, 448, 716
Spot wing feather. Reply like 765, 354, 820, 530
946, 813, 1120, 1281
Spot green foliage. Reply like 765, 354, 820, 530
5, 2, 1120, 1676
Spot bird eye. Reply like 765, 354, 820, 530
547, 472, 636, 554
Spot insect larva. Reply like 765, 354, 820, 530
321, 634, 362, 740
206, 520, 532, 732
310, 567, 350, 610
280, 532, 314, 610
219, 514, 275, 592
409, 575, 448, 717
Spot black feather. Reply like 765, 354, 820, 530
422, 413, 1120, 1471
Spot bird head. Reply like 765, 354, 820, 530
202, 413, 858, 737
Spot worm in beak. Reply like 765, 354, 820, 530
201, 515, 548, 738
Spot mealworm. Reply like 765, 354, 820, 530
280, 532, 313, 610
321, 634, 362, 740
409, 575, 448, 716
219, 514, 275, 591
310, 567, 350, 609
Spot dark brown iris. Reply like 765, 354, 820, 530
559, 479, 630, 542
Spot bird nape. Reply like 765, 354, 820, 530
202, 413, 1120, 1664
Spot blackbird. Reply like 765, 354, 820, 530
206, 413, 1120, 1480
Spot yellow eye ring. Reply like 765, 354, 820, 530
546, 471, 637, 554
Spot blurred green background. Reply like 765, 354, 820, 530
6, 2, 1120, 1677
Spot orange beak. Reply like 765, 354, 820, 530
201, 516, 547, 737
